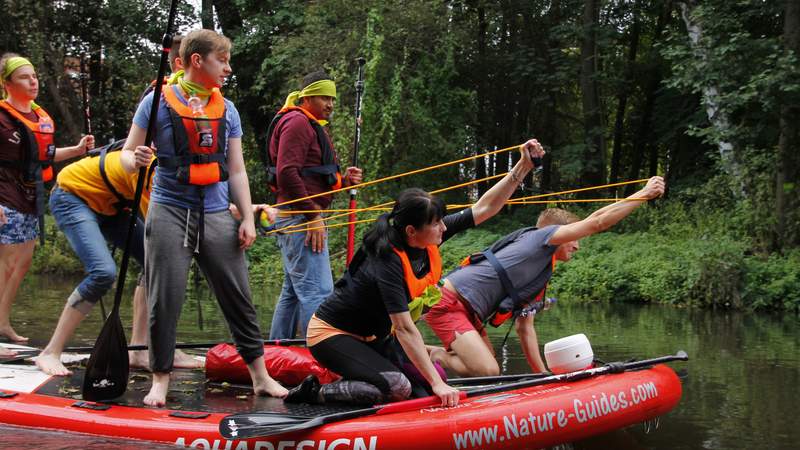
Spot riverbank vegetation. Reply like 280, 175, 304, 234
9, 0, 799, 311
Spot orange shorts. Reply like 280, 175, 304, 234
423, 286, 487, 351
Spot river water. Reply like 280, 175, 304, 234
1, 274, 797, 449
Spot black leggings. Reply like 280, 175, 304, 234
310, 334, 412, 405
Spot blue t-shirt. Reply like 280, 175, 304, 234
132, 85, 243, 212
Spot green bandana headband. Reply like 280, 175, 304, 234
282, 79, 337, 110
2, 57, 33, 80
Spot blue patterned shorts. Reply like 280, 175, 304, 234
0, 205, 38, 244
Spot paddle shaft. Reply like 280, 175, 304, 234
81, 0, 178, 403
448, 371, 547, 385
209, 371, 545, 392
79, 50, 102, 320
80, 54, 91, 135
219, 351, 688, 439
463, 351, 688, 398
345, 57, 366, 266
65, 338, 306, 353
114, 4, 177, 315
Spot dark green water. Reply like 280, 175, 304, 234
1, 274, 798, 449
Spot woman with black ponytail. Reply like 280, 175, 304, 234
283, 139, 546, 407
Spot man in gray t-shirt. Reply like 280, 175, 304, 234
424, 176, 666, 377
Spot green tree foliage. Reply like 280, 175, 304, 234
2, 0, 196, 145
663, 0, 800, 249
4, 0, 799, 310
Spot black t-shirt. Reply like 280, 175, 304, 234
315, 208, 475, 340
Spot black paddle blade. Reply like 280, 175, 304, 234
219, 413, 315, 440
82, 311, 129, 401
220, 406, 381, 440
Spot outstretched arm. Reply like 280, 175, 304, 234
549, 176, 665, 245
471, 139, 544, 225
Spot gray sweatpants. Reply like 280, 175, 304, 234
145, 201, 264, 373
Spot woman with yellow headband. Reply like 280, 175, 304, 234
0, 53, 94, 347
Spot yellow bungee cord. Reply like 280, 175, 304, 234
276, 178, 650, 235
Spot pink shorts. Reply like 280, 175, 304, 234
423, 287, 486, 350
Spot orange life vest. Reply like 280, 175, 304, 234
0, 100, 55, 183
264, 106, 342, 193
158, 86, 228, 186
0, 100, 56, 244
391, 245, 443, 299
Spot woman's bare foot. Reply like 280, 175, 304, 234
0, 325, 28, 342
173, 350, 203, 369
0, 346, 17, 358
130, 350, 202, 370
253, 376, 288, 398
35, 351, 72, 376
143, 372, 171, 407
129, 350, 149, 370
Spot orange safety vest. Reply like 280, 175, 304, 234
0, 100, 56, 244
0, 100, 55, 183
264, 106, 342, 193
391, 245, 443, 299
158, 86, 228, 186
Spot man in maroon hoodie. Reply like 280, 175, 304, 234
267, 70, 362, 339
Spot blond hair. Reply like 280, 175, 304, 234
536, 208, 580, 228
180, 29, 231, 64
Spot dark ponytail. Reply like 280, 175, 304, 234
362, 188, 446, 258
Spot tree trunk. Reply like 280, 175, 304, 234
580, 0, 606, 189
679, 1, 743, 192
212, 0, 243, 35
201, 0, 215, 30
494, 6, 512, 181
39, 2, 80, 143
610, 0, 641, 185
473, 2, 489, 197
625, 1, 671, 194
776, 0, 800, 246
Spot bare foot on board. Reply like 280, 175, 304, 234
0, 325, 28, 342
35, 351, 73, 376
143, 372, 171, 407
253, 376, 289, 398
129, 350, 149, 370
129, 350, 203, 370
173, 350, 203, 369
0, 346, 17, 358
